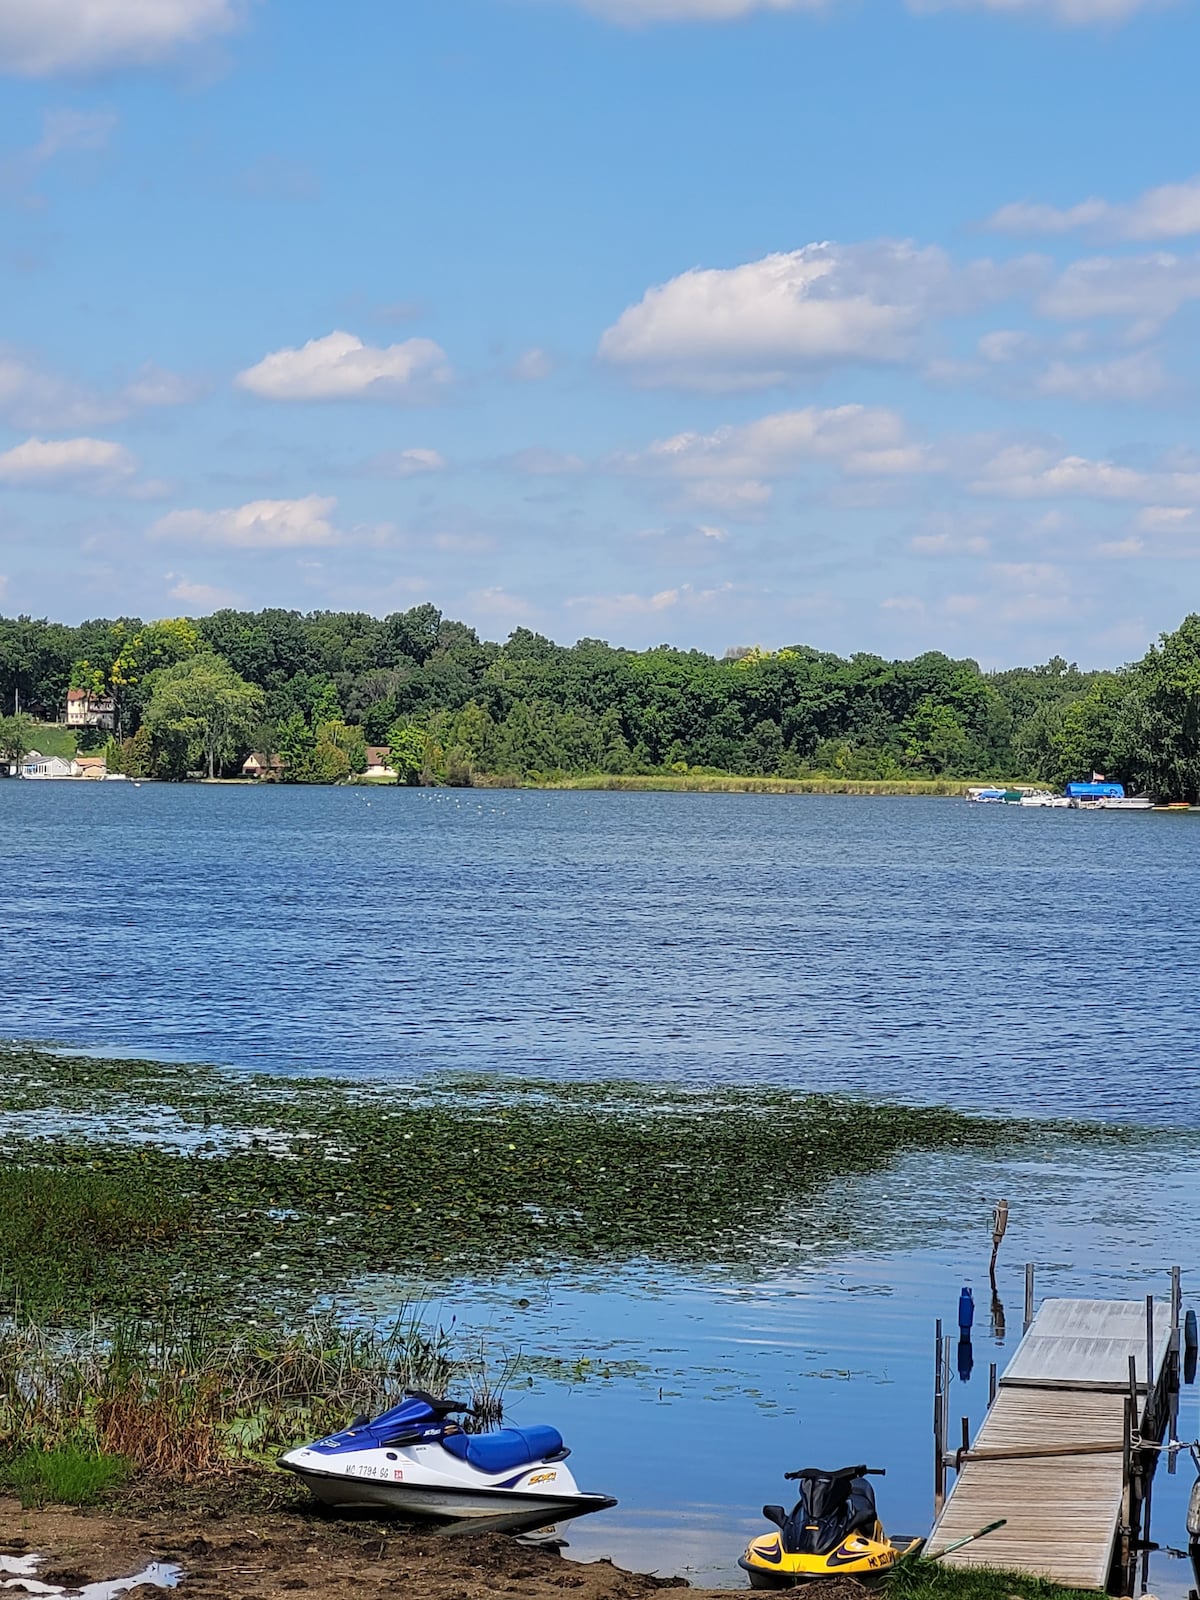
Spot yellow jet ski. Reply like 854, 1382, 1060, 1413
739, 1463, 923, 1589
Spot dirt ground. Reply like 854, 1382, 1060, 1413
0, 1498, 703, 1600
0, 1500, 884, 1600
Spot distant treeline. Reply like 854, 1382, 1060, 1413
2, 606, 1200, 797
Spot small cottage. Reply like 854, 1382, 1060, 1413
364, 745, 393, 776
242, 752, 285, 779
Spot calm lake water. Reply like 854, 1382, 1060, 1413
2, 784, 1197, 1588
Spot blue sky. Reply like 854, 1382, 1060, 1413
3, 0, 1200, 665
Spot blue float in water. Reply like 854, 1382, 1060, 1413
959, 1285, 975, 1331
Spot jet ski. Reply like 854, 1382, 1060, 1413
739, 1464, 923, 1589
1187, 1442, 1200, 1595
279, 1389, 617, 1535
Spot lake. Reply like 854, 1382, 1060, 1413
2, 784, 1197, 1588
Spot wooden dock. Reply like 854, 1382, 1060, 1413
926, 1294, 1178, 1590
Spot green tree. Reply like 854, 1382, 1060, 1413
900, 697, 969, 774
144, 654, 264, 780
121, 725, 155, 779
1117, 616, 1200, 800
387, 723, 428, 785
0, 712, 35, 766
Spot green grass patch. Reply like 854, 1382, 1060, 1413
888, 1559, 1095, 1600
24, 723, 77, 760
0, 1443, 130, 1507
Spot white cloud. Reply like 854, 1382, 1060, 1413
550, 0, 824, 19
0, 0, 244, 77
359, 447, 447, 479
910, 0, 1169, 24
1038, 253, 1200, 324
971, 444, 1200, 503
0, 349, 200, 428
988, 177, 1200, 242
565, 582, 735, 626
166, 576, 243, 607
149, 494, 342, 549
123, 364, 205, 408
1136, 505, 1199, 533
1035, 348, 1169, 401
0, 350, 120, 429
511, 348, 554, 381
615, 405, 936, 511
236, 331, 451, 402
600, 242, 1039, 388
466, 587, 539, 622
910, 530, 991, 555
0, 435, 137, 489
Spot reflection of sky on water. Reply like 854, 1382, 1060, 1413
346, 1138, 1200, 1591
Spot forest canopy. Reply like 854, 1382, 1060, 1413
2, 605, 1199, 797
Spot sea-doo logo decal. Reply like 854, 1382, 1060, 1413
527, 1471, 558, 1486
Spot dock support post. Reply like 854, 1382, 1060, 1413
988, 1361, 997, 1407
1023, 1263, 1034, 1334
1168, 1266, 1181, 1474
1145, 1295, 1155, 1427
934, 1320, 945, 1513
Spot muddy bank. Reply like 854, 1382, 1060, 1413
0, 1499, 760, 1600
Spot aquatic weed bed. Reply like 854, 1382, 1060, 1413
0, 1045, 1136, 1323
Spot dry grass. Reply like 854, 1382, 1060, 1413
0, 1308, 509, 1485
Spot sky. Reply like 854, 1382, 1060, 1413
2, 0, 1200, 666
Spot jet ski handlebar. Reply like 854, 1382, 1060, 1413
783, 1465, 885, 1480
403, 1388, 477, 1417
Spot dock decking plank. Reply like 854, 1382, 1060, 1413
925, 1297, 1172, 1589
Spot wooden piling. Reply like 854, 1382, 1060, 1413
1024, 1263, 1034, 1333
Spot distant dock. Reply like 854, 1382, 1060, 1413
926, 1278, 1182, 1591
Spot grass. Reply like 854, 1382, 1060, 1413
0, 1443, 130, 1507
0, 1306, 505, 1491
545, 774, 990, 796
888, 1559, 1095, 1600
0, 1045, 1138, 1323
24, 722, 77, 760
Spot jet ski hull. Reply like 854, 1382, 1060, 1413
283, 1458, 614, 1528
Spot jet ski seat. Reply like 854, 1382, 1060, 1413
442, 1425, 566, 1475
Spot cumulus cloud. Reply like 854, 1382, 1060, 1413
166, 576, 244, 607
970, 444, 1200, 503
988, 177, 1200, 242
0, 0, 245, 77
1035, 348, 1169, 401
1038, 253, 1200, 325
149, 494, 342, 549
511, 348, 554, 381
0, 348, 200, 428
357, 447, 447, 479
236, 331, 452, 402
614, 405, 936, 511
550, 0, 825, 19
565, 582, 735, 628
910, 0, 1169, 24
599, 242, 1039, 388
0, 435, 137, 489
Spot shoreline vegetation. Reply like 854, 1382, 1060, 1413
6, 606, 1200, 799
0, 1044, 1138, 1596
0, 1043, 1102, 1320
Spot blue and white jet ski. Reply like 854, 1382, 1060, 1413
279, 1390, 616, 1534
